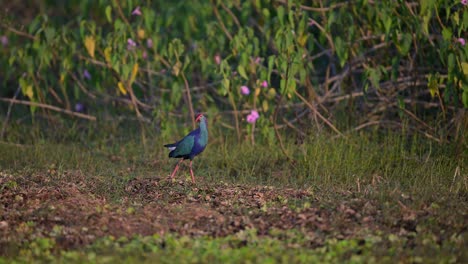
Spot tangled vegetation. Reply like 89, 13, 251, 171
1, 0, 467, 146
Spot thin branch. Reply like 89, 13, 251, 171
308, 18, 335, 52
211, 0, 233, 41
0, 98, 97, 121
68, 70, 96, 99
227, 89, 242, 142
0, 23, 37, 40
275, 0, 347, 12
220, 2, 241, 28
114, 0, 131, 27
282, 117, 307, 137
294, 90, 344, 136
77, 55, 152, 113
47, 87, 64, 105
126, 83, 142, 118
273, 60, 294, 164
181, 72, 196, 129
1, 86, 21, 139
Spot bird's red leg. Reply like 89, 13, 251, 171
170, 159, 183, 180
189, 160, 196, 183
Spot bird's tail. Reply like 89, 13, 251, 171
164, 143, 177, 151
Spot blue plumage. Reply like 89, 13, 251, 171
164, 114, 208, 183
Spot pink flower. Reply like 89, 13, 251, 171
75, 103, 85, 113
462, 0, 468, 6
127, 38, 137, 50
142, 50, 148, 59
147, 38, 153, 48
246, 110, 259, 124
214, 54, 221, 65
457, 38, 466, 46
132, 6, 142, 16
261, 80, 268, 88
254, 57, 261, 64
240, 85, 250, 95
308, 18, 315, 27
1, 35, 7, 47
83, 69, 91, 80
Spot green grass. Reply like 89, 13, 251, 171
5, 231, 466, 264
1, 125, 465, 200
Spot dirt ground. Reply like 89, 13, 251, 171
0, 170, 466, 254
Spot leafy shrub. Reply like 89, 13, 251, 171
0, 0, 467, 143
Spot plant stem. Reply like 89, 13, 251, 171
0, 86, 21, 140
0, 98, 97, 121
181, 72, 196, 129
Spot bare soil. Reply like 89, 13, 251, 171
0, 170, 466, 254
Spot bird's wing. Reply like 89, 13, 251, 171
172, 135, 195, 157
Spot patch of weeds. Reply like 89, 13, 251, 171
2, 230, 465, 263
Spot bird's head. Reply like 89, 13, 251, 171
195, 113, 205, 123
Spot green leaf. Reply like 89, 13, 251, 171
114, 19, 124, 32
367, 68, 382, 89
397, 97, 405, 119
461, 62, 468, 76
280, 78, 286, 94
172, 61, 182, 76
220, 78, 230, 96
463, 11, 468, 31
382, 14, 392, 35
262, 100, 269, 112
453, 12, 460, 26
463, 87, 468, 108
105, 5, 112, 23
267, 88, 276, 99
144, 8, 155, 30
442, 28, 452, 41
24, 85, 34, 100
427, 74, 439, 98
237, 65, 248, 80
267, 55, 275, 82
334, 36, 348, 67
277, 6, 285, 26
122, 64, 131, 81
420, 0, 434, 15
44, 27, 55, 43
28, 16, 40, 34
183, 55, 191, 72
19, 77, 34, 100
9, 55, 16, 66
448, 53, 455, 71
391, 56, 400, 80
287, 79, 296, 95
299, 68, 307, 84
398, 33, 412, 56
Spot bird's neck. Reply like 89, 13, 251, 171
199, 119, 208, 141
199, 119, 208, 133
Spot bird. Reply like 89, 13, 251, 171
164, 113, 208, 183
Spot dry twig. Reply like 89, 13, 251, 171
0, 98, 97, 121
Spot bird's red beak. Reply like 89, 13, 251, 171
195, 114, 204, 122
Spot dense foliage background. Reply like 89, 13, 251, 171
1, 0, 467, 146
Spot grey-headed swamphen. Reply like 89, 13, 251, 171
164, 114, 208, 183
